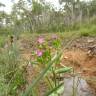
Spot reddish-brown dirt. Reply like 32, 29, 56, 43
19, 36, 96, 94
62, 48, 96, 91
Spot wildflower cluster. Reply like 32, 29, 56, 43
35, 35, 61, 65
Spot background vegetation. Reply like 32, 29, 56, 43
0, 0, 96, 96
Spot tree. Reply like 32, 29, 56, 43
0, 2, 5, 7
0, 2, 7, 27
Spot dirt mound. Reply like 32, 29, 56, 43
19, 36, 96, 94
71, 36, 96, 48
62, 48, 96, 91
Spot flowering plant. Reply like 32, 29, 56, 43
34, 35, 61, 65
35, 37, 51, 65
23, 35, 72, 96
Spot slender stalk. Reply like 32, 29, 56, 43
52, 67, 57, 87
46, 76, 53, 89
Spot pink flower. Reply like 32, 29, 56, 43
37, 37, 44, 44
36, 50, 43, 57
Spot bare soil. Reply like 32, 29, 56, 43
62, 36, 96, 92
19, 36, 96, 95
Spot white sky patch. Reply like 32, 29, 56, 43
0, 0, 61, 13
45, 0, 61, 9
0, 0, 19, 14
0, 0, 90, 14
0, 0, 13, 14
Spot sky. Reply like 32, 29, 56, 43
0, 0, 19, 14
0, 0, 12, 13
0, 0, 90, 14
0, 0, 61, 14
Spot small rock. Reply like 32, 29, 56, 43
64, 56, 68, 59
87, 39, 94, 43
63, 76, 95, 96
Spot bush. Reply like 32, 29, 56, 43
80, 31, 90, 37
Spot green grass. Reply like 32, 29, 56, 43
79, 24, 96, 37
0, 23, 96, 96
0, 36, 6, 47
0, 43, 26, 96
21, 24, 96, 43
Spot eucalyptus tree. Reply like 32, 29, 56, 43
11, 0, 33, 35
59, 0, 77, 27
0, 2, 7, 28
0, 2, 5, 7
27, 0, 52, 32
11, 0, 48, 33
89, 0, 96, 17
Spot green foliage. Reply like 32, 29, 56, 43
0, 36, 6, 47
21, 36, 72, 96
22, 52, 62, 96
0, 43, 26, 96
35, 36, 62, 65
80, 30, 90, 37
8, 69, 26, 96
80, 24, 96, 37
0, 75, 7, 96
44, 83, 64, 96
32, 1, 44, 15
0, 0, 96, 95
52, 39, 61, 49
0, 2, 5, 7
55, 67, 72, 74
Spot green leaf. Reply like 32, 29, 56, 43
55, 67, 72, 74
22, 52, 62, 96
44, 83, 64, 96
